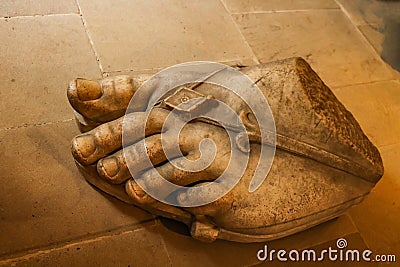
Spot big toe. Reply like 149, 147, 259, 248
75, 78, 103, 101
67, 75, 136, 123
67, 77, 104, 118
67, 78, 102, 105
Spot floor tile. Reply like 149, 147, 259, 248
0, 15, 100, 129
233, 10, 394, 87
374, 241, 400, 264
333, 80, 400, 147
1, 224, 170, 267
0, 121, 153, 256
77, 0, 256, 73
157, 214, 356, 267
0, 0, 78, 17
223, 0, 338, 13
348, 143, 400, 252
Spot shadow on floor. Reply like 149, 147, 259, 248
354, 0, 400, 70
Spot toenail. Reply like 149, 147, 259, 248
99, 157, 120, 178
76, 78, 102, 101
177, 192, 188, 204
72, 135, 96, 159
131, 182, 146, 198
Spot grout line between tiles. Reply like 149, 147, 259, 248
333, 0, 362, 27
0, 13, 79, 19
230, 7, 340, 15
74, 0, 104, 77
344, 213, 362, 236
336, 0, 400, 81
0, 119, 74, 132
378, 142, 400, 149
0, 220, 157, 265
103, 58, 252, 76
154, 220, 173, 267
333, 0, 397, 76
346, 213, 374, 250
104, 67, 164, 76
358, 29, 382, 56
331, 78, 399, 90
219, 0, 260, 65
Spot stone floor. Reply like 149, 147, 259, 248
0, 0, 399, 266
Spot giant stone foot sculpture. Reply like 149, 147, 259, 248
68, 58, 383, 243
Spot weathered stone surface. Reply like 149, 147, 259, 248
67, 58, 383, 243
